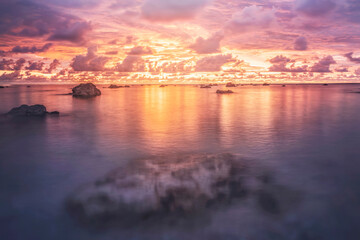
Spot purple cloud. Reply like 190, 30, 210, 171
345, 52, 360, 63
195, 54, 233, 72
11, 43, 53, 53
294, 36, 308, 51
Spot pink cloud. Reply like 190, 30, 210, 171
141, 0, 211, 22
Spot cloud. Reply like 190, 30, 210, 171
294, 0, 337, 17
355, 68, 360, 75
0, 0, 90, 42
116, 55, 145, 72
47, 59, 60, 73
14, 58, 26, 70
294, 36, 308, 51
128, 46, 154, 55
105, 51, 118, 55
141, 0, 210, 22
11, 43, 53, 54
0, 71, 22, 81
26, 61, 45, 71
71, 46, 110, 71
309, 55, 336, 72
227, 6, 277, 33
0, 58, 26, 70
268, 55, 308, 72
189, 32, 224, 54
48, 22, 91, 44
345, 52, 360, 63
195, 54, 233, 72
335, 67, 348, 72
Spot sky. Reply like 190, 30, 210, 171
0, 0, 360, 83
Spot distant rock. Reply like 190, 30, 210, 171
0, 86, 4, 88
200, 84, 211, 88
7, 104, 59, 117
124, 85, 130, 88
72, 83, 101, 98
216, 89, 234, 94
108, 85, 123, 89
226, 82, 236, 87
159, 85, 167, 88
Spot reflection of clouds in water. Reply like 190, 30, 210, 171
66, 153, 301, 230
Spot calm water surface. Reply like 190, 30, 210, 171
1, 84, 360, 240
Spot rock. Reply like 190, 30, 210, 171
159, 85, 167, 88
216, 89, 234, 94
72, 83, 101, 98
124, 85, 130, 88
0, 86, 4, 88
7, 105, 60, 117
200, 85, 211, 88
27, 86, 31, 88
49, 111, 60, 115
66, 153, 247, 226
108, 85, 123, 89
225, 82, 236, 87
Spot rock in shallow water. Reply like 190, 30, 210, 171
66, 153, 247, 226
7, 105, 60, 117
72, 83, 101, 98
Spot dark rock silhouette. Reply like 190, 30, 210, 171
0, 86, 4, 88
72, 83, 101, 98
7, 105, 59, 117
226, 82, 236, 87
159, 85, 167, 88
200, 85, 211, 88
108, 85, 123, 89
216, 89, 234, 94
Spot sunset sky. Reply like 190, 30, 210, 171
1, 0, 360, 83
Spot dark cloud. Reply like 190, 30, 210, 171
14, 58, 26, 70
344, 52, 360, 63
0, 58, 26, 70
128, 46, 154, 55
48, 22, 91, 44
11, 43, 53, 53
0, 0, 91, 43
0, 71, 22, 81
335, 67, 348, 72
0, 59, 14, 70
295, 0, 337, 17
189, 33, 224, 54
195, 54, 233, 72
71, 46, 110, 71
294, 36, 308, 51
309, 55, 336, 72
141, 0, 210, 22
26, 61, 45, 71
47, 59, 60, 73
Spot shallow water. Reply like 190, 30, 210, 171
1, 84, 360, 240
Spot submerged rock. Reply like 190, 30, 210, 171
7, 104, 59, 117
66, 153, 247, 226
216, 89, 234, 94
72, 83, 101, 98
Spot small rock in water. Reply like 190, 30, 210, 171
216, 89, 234, 94
7, 105, 59, 117
0, 86, 4, 88
72, 83, 101, 98
108, 85, 123, 89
